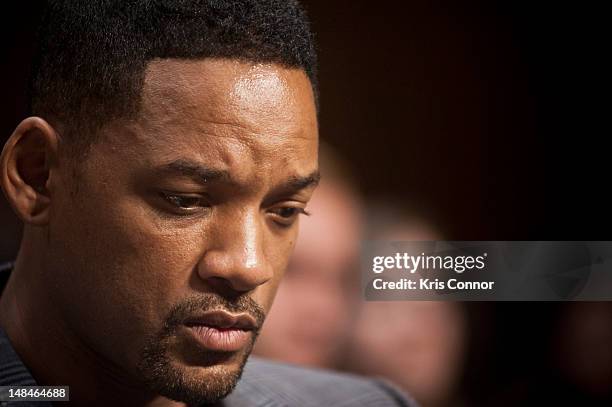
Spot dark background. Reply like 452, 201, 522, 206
1, 1, 610, 406
0, 1, 609, 250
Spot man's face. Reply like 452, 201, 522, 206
45, 59, 318, 403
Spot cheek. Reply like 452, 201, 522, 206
98, 203, 206, 302
50, 185, 205, 322
260, 233, 298, 309
255, 275, 283, 314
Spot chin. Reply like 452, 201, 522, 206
139, 340, 252, 405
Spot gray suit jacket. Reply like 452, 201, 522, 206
223, 356, 416, 406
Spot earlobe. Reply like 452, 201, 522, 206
0, 117, 60, 225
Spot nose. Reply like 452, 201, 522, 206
197, 209, 274, 294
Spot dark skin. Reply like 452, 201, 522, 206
0, 58, 319, 406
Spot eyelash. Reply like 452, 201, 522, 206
159, 192, 210, 216
158, 192, 310, 226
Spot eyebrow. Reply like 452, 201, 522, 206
282, 171, 321, 192
157, 159, 320, 192
263, 170, 320, 204
158, 159, 231, 184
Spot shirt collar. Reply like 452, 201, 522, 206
0, 262, 39, 387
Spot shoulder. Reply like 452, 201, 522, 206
223, 356, 418, 407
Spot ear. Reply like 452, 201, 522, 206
0, 117, 61, 225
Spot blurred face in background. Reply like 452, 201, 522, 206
254, 179, 362, 368
347, 219, 465, 407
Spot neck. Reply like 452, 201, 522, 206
0, 235, 185, 407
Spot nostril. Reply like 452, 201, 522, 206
205, 276, 249, 298
206, 275, 233, 290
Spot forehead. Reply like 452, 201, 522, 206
107, 58, 318, 181
140, 58, 316, 140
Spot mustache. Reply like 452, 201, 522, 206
163, 293, 266, 332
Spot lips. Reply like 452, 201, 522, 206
184, 310, 257, 352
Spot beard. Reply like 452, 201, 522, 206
137, 294, 265, 405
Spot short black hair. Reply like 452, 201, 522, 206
30, 0, 317, 144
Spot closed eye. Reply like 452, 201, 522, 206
268, 205, 311, 227
159, 191, 210, 214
